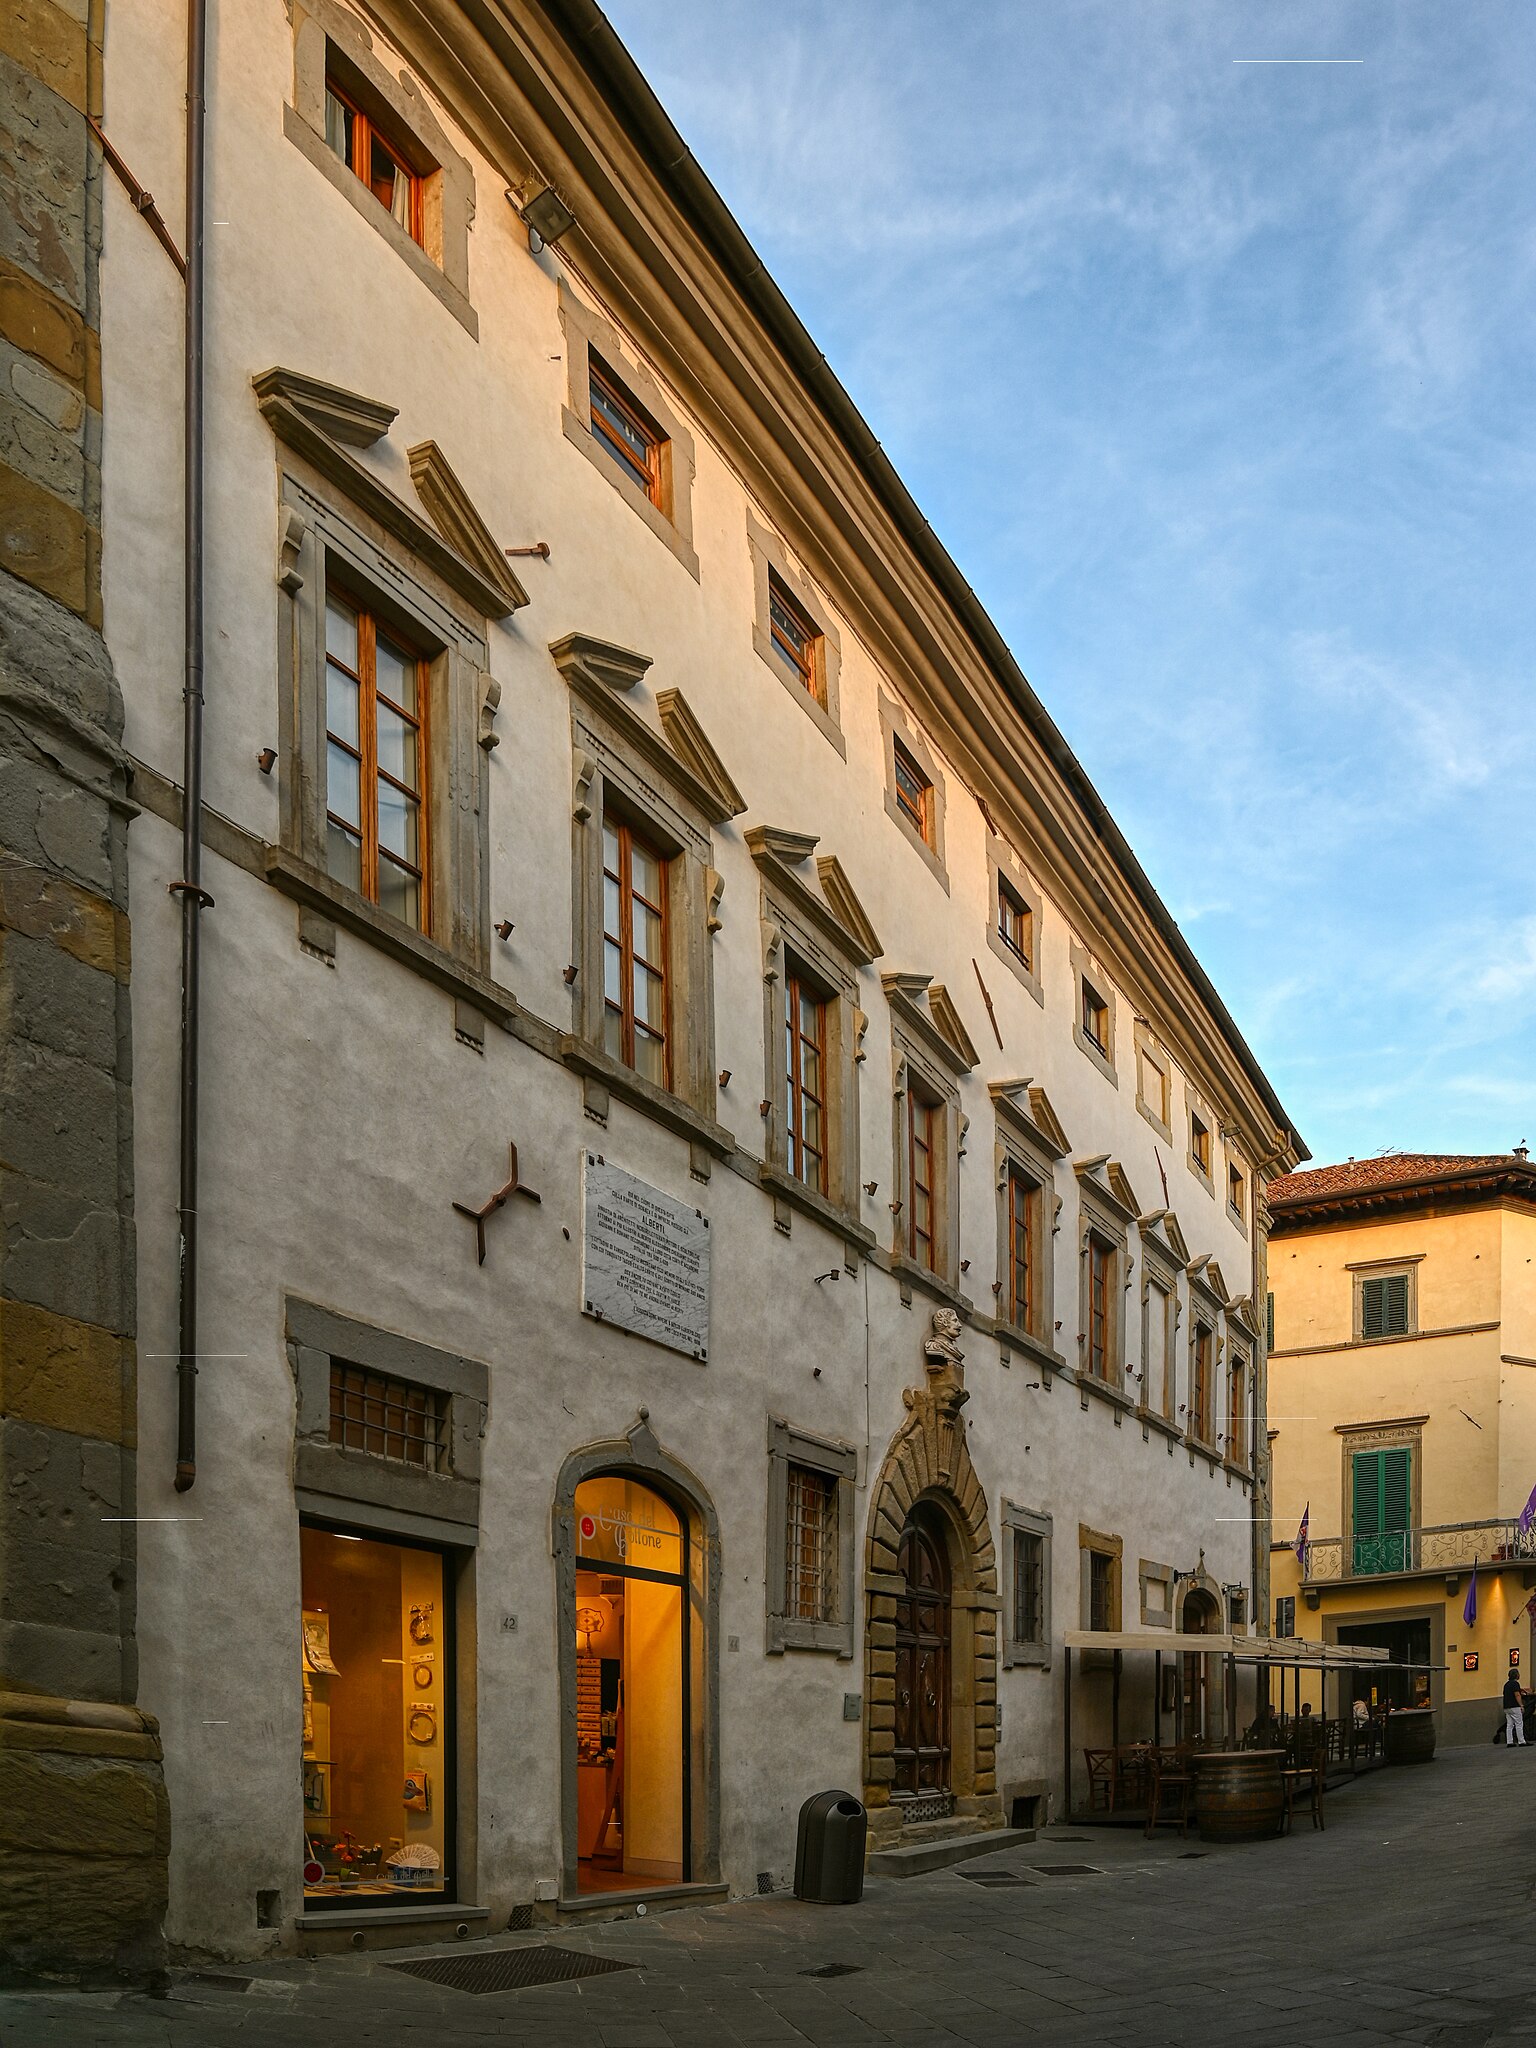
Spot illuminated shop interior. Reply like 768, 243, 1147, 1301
573, 1475, 686, 1894
300, 1525, 450, 1900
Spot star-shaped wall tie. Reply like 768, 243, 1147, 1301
453, 1141, 541, 1265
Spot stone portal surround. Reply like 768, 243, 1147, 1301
862, 1313, 1002, 1850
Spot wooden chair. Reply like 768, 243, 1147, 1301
1144, 1747, 1196, 1839
1084, 1748, 1117, 1812
1280, 1753, 1324, 1834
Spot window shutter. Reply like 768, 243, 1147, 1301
1381, 1447, 1411, 1534
1361, 1273, 1410, 1338
1353, 1450, 1383, 1537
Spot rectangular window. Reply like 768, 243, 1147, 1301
1191, 1114, 1212, 1176
329, 1364, 446, 1471
301, 1524, 451, 1904
892, 738, 933, 845
1191, 1322, 1212, 1440
325, 592, 429, 930
1360, 1273, 1411, 1339
1137, 1044, 1168, 1124
785, 972, 828, 1195
1228, 1354, 1247, 1464
1007, 1168, 1040, 1335
1081, 979, 1111, 1058
589, 354, 664, 506
1147, 1278, 1171, 1415
1274, 1595, 1296, 1638
1352, 1446, 1412, 1574
997, 876, 1032, 971
602, 815, 669, 1086
767, 572, 824, 706
1228, 1162, 1246, 1218
1088, 1550, 1115, 1632
1012, 1530, 1044, 1646
1088, 1234, 1114, 1380
324, 76, 423, 245
786, 1463, 838, 1624
907, 1083, 939, 1271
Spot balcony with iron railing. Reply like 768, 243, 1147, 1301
1300, 1518, 1536, 1590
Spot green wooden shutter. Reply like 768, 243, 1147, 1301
1353, 1450, 1384, 1536
1361, 1274, 1410, 1338
1381, 1446, 1411, 1531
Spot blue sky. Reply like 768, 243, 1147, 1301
603, 0, 1536, 1167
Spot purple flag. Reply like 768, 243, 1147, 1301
1519, 1484, 1536, 1537
1294, 1503, 1310, 1570
1463, 1563, 1478, 1628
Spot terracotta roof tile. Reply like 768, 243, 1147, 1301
1270, 1153, 1519, 1205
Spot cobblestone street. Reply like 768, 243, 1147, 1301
8, 1745, 1535, 2048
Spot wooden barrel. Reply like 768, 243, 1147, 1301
1193, 1750, 1284, 1842
1383, 1708, 1436, 1765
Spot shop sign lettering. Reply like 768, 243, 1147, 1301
581, 1154, 711, 1361
572, 1501, 681, 1573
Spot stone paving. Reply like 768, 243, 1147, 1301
8, 1745, 1536, 2047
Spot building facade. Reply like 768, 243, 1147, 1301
6, 0, 1301, 1966
1268, 1153, 1536, 1745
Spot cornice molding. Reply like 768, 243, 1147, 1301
883, 972, 977, 1077
550, 637, 741, 827
745, 827, 881, 968
655, 688, 746, 820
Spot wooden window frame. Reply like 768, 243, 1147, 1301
892, 737, 934, 846
324, 73, 424, 246
1002, 1502, 1053, 1669
767, 570, 825, 707
784, 969, 830, 1197
324, 590, 431, 932
1007, 1165, 1040, 1337
589, 353, 665, 509
602, 812, 671, 1088
1227, 1349, 1248, 1467
907, 1080, 940, 1272
1079, 1525, 1123, 1632
997, 874, 1032, 972
1081, 980, 1110, 1057
1089, 1550, 1116, 1632
1087, 1231, 1115, 1381
766, 1418, 857, 1656
1191, 1114, 1213, 1178
1227, 1159, 1247, 1223
1191, 1320, 1214, 1444
1070, 940, 1118, 1082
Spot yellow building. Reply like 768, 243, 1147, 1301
1268, 1152, 1536, 1744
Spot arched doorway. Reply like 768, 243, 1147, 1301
893, 1503, 952, 1797
554, 1418, 720, 1901
1180, 1587, 1222, 1742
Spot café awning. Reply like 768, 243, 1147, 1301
1062, 1629, 1391, 1665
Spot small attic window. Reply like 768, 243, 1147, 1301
325, 72, 425, 247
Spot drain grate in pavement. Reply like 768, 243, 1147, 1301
959, 1869, 1031, 1887
1031, 1864, 1103, 1878
389, 1947, 637, 1995
802, 1962, 863, 1979
1044, 1835, 1090, 1843
1178, 1851, 1209, 1860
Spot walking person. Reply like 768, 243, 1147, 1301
1503, 1667, 1527, 1746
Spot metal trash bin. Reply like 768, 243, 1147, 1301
793, 1789, 867, 1904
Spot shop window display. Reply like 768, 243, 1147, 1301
300, 1524, 451, 1903
572, 1475, 687, 1893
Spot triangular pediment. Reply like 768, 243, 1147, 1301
1187, 1253, 1231, 1305
548, 632, 652, 695
1138, 1207, 1191, 1265
254, 366, 520, 619
990, 1078, 1069, 1161
746, 831, 882, 966
1226, 1294, 1260, 1338
1026, 1085, 1070, 1157
1074, 1154, 1139, 1223
927, 985, 980, 1072
407, 442, 529, 612
655, 690, 746, 821
815, 856, 882, 962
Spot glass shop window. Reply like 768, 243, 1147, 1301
300, 1524, 452, 1904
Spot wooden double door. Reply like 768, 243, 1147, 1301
893, 1504, 952, 1796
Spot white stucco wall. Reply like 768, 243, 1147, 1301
101, 0, 1276, 1955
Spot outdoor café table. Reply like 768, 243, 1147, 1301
1191, 1748, 1285, 1842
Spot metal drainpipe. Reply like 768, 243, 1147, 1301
173, 0, 209, 1492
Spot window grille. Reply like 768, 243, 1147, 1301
786, 1463, 838, 1623
329, 1362, 447, 1470
1012, 1530, 1043, 1644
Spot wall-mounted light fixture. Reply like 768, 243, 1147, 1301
516, 186, 576, 254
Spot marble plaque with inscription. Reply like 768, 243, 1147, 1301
582, 1155, 711, 1360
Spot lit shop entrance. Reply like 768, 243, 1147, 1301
299, 1522, 454, 1905
572, 1475, 688, 1895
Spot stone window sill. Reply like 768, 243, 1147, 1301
767, 1617, 854, 1658
889, 1254, 972, 1319
559, 1037, 734, 1158
1140, 1407, 1184, 1444
991, 1318, 1067, 1374
1187, 1434, 1223, 1469
264, 847, 514, 1027
758, 1162, 875, 1249
1079, 1372, 1136, 1415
